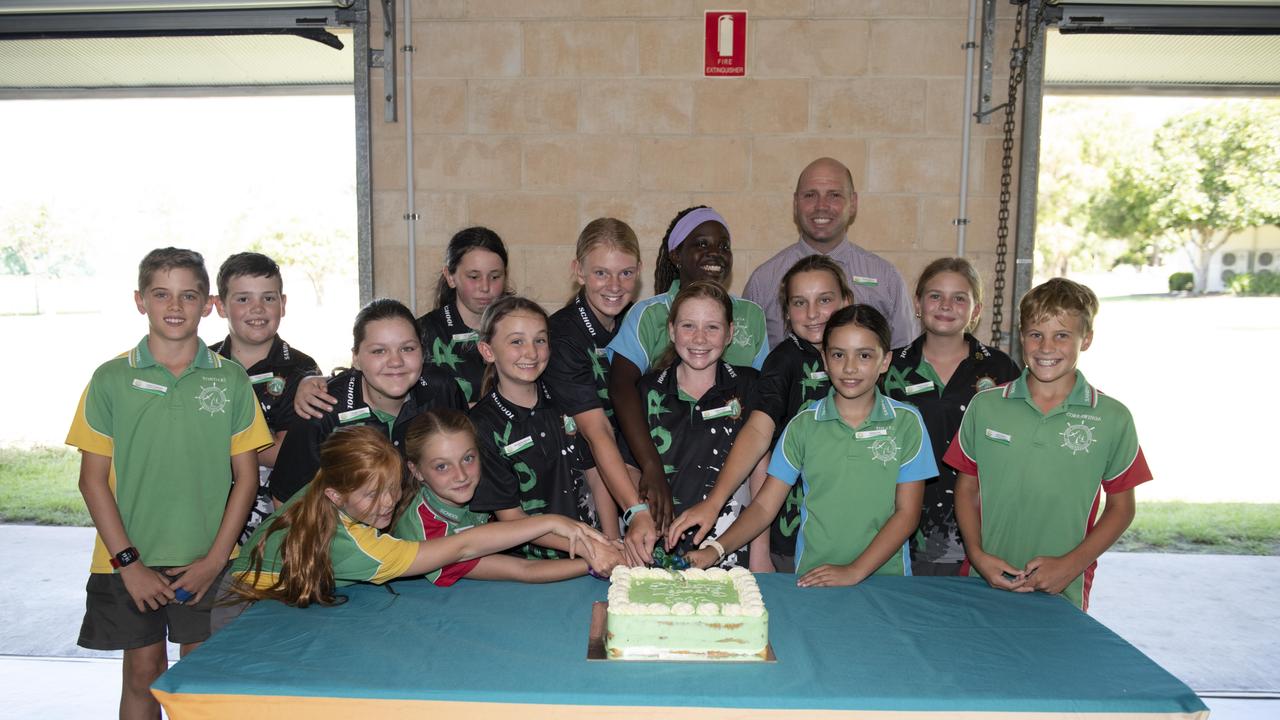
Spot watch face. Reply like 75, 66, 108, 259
115, 548, 139, 567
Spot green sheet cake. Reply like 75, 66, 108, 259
605, 566, 768, 660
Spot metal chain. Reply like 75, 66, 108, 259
990, 1, 1033, 349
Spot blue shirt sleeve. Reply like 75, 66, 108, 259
897, 409, 939, 484
604, 302, 649, 373
766, 415, 803, 487
750, 334, 769, 370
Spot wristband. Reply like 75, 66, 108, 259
622, 503, 649, 526
109, 546, 140, 570
699, 538, 726, 563
587, 567, 608, 581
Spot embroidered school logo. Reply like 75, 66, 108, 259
431, 337, 463, 371
1059, 422, 1097, 455
266, 376, 286, 397
731, 322, 754, 349
194, 384, 229, 415
974, 375, 997, 392
800, 360, 825, 393
870, 437, 900, 466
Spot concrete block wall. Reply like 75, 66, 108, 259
368, 1, 1021, 338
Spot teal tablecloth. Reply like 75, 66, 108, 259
155, 574, 1207, 715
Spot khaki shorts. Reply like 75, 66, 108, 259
77, 565, 227, 651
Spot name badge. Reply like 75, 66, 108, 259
131, 378, 168, 395
850, 275, 880, 287
452, 331, 478, 343
701, 398, 741, 421
855, 427, 888, 440
249, 372, 275, 385
594, 348, 608, 357
503, 436, 534, 456
338, 407, 372, 423
985, 428, 1012, 444
807, 370, 828, 381
904, 380, 935, 396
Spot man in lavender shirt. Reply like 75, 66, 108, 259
744, 157, 917, 350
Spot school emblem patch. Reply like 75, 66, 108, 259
266, 376, 286, 397
974, 375, 997, 392
1059, 422, 1096, 455
195, 384, 229, 415
870, 437, 900, 466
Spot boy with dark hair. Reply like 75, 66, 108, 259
67, 247, 271, 719
944, 278, 1151, 611
212, 251, 320, 541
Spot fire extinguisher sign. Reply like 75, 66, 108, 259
704, 11, 747, 77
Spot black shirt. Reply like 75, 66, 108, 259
545, 290, 626, 419
751, 334, 831, 560
468, 380, 597, 559
417, 303, 485, 404
268, 366, 466, 503
210, 335, 319, 435
881, 333, 1020, 565
626, 360, 757, 566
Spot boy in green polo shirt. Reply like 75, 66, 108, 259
67, 247, 272, 719
944, 278, 1152, 611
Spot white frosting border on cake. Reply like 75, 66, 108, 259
606, 566, 764, 618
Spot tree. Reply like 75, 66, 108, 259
249, 220, 350, 305
0, 203, 89, 314
1089, 101, 1280, 293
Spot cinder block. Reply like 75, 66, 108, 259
849, 194, 920, 253
688, 192, 795, 252
469, 79, 579, 133
524, 21, 638, 77
580, 80, 693, 134
692, 0, 810, 17
523, 136, 639, 191
752, 20, 869, 77
371, 133, 408, 191
750, 138, 868, 192
867, 137, 962, 194
638, 20, 703, 77
413, 135, 522, 190
869, 20, 966, 76
814, 0, 932, 18
410, 79, 467, 133
812, 77, 926, 134
467, 193, 579, 247
579, 192, 696, 260
638, 137, 749, 191
694, 79, 809, 134
467, 0, 689, 17
414, 22, 522, 77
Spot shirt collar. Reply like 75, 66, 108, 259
656, 359, 738, 396
573, 290, 604, 339
488, 380, 553, 420
418, 485, 472, 526
813, 387, 894, 424
1003, 368, 1097, 408
215, 334, 292, 372
795, 237, 856, 261
129, 336, 218, 370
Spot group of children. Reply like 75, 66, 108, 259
68, 208, 1150, 718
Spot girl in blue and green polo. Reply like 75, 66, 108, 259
686, 305, 937, 584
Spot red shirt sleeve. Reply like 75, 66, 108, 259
942, 430, 977, 476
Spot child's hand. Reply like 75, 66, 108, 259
796, 563, 866, 588
684, 547, 719, 570
166, 555, 224, 604
622, 512, 658, 567
665, 500, 719, 550
969, 551, 1030, 592
119, 563, 174, 612
548, 517, 609, 561
293, 376, 336, 420
1022, 555, 1079, 596
637, 468, 674, 532
586, 539, 624, 577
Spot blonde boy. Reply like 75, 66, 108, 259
67, 247, 271, 718
943, 278, 1151, 610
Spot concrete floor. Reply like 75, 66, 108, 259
2, 524, 1277, 718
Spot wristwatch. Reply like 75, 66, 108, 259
110, 546, 140, 569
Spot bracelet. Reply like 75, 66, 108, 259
699, 538, 726, 563
622, 503, 649, 526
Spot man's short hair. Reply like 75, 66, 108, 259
217, 252, 282, 299
138, 247, 209, 295
1019, 277, 1099, 335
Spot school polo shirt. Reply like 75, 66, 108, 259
66, 337, 272, 573
392, 485, 490, 586
881, 333, 1020, 566
469, 381, 597, 560
545, 290, 625, 418
752, 334, 831, 560
626, 360, 758, 565
943, 369, 1152, 610
768, 389, 937, 577
211, 335, 320, 435
605, 280, 769, 374
417, 303, 484, 403
231, 494, 417, 589
268, 367, 466, 503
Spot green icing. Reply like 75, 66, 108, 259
629, 577, 739, 606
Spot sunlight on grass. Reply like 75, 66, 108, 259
0, 445, 89, 526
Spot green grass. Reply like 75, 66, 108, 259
1115, 501, 1280, 555
0, 445, 90, 526
0, 448, 1278, 555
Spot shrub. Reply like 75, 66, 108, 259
1228, 272, 1280, 296
1167, 272, 1194, 293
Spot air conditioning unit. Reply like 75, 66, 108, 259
1218, 250, 1251, 285
1256, 250, 1278, 276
